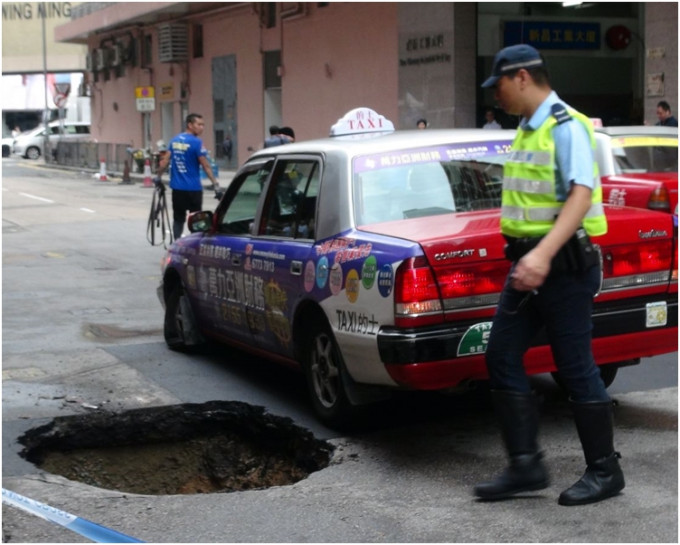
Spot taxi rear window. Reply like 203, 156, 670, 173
352, 141, 512, 225
610, 136, 678, 174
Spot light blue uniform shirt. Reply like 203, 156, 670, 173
519, 91, 595, 201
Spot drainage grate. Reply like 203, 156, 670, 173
19, 401, 334, 495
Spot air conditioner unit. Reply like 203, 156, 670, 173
111, 44, 123, 67
158, 23, 188, 63
86, 51, 95, 72
94, 48, 108, 71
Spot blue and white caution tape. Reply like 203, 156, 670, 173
2, 488, 144, 543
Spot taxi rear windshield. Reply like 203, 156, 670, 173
610, 136, 678, 174
353, 140, 512, 226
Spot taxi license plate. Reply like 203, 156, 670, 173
646, 301, 668, 328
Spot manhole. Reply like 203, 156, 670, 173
18, 401, 334, 495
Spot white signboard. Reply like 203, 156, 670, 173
136, 98, 156, 112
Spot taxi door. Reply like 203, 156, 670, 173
244, 157, 322, 358
192, 160, 273, 344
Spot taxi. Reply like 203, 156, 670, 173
593, 125, 678, 215
158, 108, 678, 427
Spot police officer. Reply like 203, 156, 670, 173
474, 44, 624, 506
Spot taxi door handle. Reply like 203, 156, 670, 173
290, 260, 303, 276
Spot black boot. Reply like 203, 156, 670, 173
474, 390, 550, 500
558, 400, 625, 506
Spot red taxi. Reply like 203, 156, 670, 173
594, 126, 678, 217
158, 109, 678, 427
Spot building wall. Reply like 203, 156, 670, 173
644, 2, 678, 124
1, 1, 85, 73
58, 2, 678, 168
85, 3, 402, 162
280, 3, 398, 140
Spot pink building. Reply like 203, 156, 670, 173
55, 2, 677, 171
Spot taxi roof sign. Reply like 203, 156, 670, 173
330, 107, 395, 137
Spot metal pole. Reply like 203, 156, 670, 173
41, 3, 51, 162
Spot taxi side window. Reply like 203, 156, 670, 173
260, 160, 320, 239
218, 164, 272, 234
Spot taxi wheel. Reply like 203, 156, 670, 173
164, 283, 195, 351
304, 322, 356, 428
551, 364, 618, 390
26, 147, 40, 160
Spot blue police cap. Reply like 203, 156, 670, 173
482, 44, 544, 88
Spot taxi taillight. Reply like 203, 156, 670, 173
394, 257, 443, 327
436, 263, 507, 302
394, 258, 508, 326
602, 240, 673, 290
648, 186, 671, 212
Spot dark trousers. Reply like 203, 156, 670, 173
485, 264, 609, 403
172, 189, 203, 239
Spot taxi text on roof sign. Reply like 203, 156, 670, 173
330, 108, 395, 137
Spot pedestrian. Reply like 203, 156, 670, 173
416, 118, 428, 129
222, 134, 233, 162
157, 113, 219, 240
279, 126, 296, 142
11, 126, 21, 138
482, 109, 501, 129
655, 100, 678, 127
475, 44, 624, 506
263, 125, 288, 148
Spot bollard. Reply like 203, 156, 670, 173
142, 158, 153, 188
121, 160, 132, 184
98, 158, 108, 181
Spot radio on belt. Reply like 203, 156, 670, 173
330, 107, 395, 137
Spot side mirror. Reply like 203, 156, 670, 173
187, 210, 214, 233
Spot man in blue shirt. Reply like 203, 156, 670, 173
158, 113, 219, 239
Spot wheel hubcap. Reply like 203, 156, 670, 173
311, 334, 339, 409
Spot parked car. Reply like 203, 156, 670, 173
12, 121, 91, 160
594, 125, 678, 215
158, 108, 678, 427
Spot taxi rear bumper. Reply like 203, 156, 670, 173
378, 294, 678, 390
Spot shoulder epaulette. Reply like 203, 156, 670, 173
551, 103, 572, 124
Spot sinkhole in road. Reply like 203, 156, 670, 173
18, 401, 334, 495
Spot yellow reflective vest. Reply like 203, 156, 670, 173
500, 108, 607, 238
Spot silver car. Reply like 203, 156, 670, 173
12, 121, 91, 160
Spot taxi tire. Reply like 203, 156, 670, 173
164, 283, 199, 352
304, 321, 357, 429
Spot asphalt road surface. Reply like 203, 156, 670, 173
2, 159, 677, 543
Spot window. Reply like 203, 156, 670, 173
192, 24, 203, 59
353, 142, 511, 226
611, 137, 678, 174
218, 163, 273, 234
261, 160, 320, 239
142, 34, 153, 67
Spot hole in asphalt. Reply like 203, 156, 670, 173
18, 401, 334, 495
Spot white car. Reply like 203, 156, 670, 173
12, 121, 91, 160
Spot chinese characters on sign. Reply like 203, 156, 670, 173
135, 86, 155, 112
400, 32, 451, 67
504, 22, 601, 50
